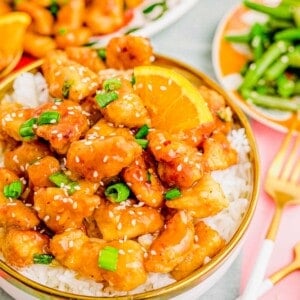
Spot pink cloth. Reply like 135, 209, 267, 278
241, 119, 300, 299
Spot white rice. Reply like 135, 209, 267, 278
1, 72, 253, 296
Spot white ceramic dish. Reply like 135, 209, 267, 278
212, 1, 299, 133
90, 0, 199, 46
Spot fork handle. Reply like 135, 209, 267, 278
239, 239, 274, 300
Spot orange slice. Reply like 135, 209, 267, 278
0, 12, 31, 72
133, 65, 213, 133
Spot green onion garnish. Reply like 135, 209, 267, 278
62, 80, 72, 98
96, 91, 118, 108
19, 118, 37, 139
135, 138, 149, 149
143, 1, 168, 21
98, 246, 119, 271
103, 78, 122, 92
135, 124, 149, 139
37, 111, 60, 125
3, 180, 22, 199
131, 74, 136, 86
105, 183, 130, 203
49, 172, 78, 195
49, 0, 59, 17
125, 26, 142, 35
97, 48, 106, 61
33, 253, 54, 264
164, 188, 181, 200
58, 27, 68, 35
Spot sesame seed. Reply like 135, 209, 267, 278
160, 85, 167, 91
150, 250, 157, 255
43, 215, 50, 222
119, 249, 126, 255
143, 252, 148, 258
68, 240, 74, 248
131, 219, 137, 226
57, 133, 63, 140
103, 155, 109, 163
85, 141, 92, 146
12, 155, 19, 164
75, 156, 80, 163
194, 235, 199, 243
56, 215, 61, 221
93, 170, 99, 178
108, 211, 114, 218
72, 202, 78, 209
147, 84, 153, 91
177, 164, 183, 172
117, 223, 122, 230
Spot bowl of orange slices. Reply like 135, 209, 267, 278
0, 36, 259, 299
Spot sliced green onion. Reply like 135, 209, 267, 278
125, 26, 142, 35
33, 253, 54, 264
98, 246, 119, 271
83, 41, 98, 47
164, 188, 181, 200
58, 27, 68, 36
37, 111, 60, 125
135, 124, 149, 139
105, 183, 130, 203
135, 138, 149, 149
62, 80, 72, 98
3, 180, 22, 199
97, 48, 106, 61
49, 172, 78, 195
96, 91, 118, 108
143, 1, 168, 20
103, 78, 122, 92
49, 0, 59, 17
19, 118, 37, 139
131, 74, 136, 85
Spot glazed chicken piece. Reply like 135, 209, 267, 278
202, 132, 238, 172
2, 228, 50, 267
85, 118, 134, 141
94, 200, 164, 241
34, 100, 89, 154
199, 85, 233, 134
27, 156, 60, 188
122, 154, 164, 208
65, 47, 106, 73
4, 141, 52, 176
1, 106, 34, 142
101, 240, 147, 291
148, 130, 204, 188
15, 0, 54, 36
0, 201, 40, 230
171, 221, 225, 280
23, 31, 57, 58
144, 211, 194, 273
85, 0, 124, 35
50, 229, 105, 282
66, 135, 142, 182
34, 186, 100, 233
54, 0, 85, 31
0, 168, 21, 204
55, 27, 92, 49
97, 78, 151, 128
106, 36, 154, 69
42, 50, 99, 102
166, 173, 228, 218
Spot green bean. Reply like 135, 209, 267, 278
288, 46, 300, 67
243, 0, 293, 20
247, 91, 300, 111
277, 74, 295, 97
268, 17, 294, 30
275, 28, 300, 41
264, 54, 289, 81
225, 33, 251, 43
240, 40, 291, 90
293, 6, 300, 27
293, 80, 300, 94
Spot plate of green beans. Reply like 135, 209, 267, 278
213, 0, 300, 132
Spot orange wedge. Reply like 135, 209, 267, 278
133, 65, 213, 133
0, 12, 31, 72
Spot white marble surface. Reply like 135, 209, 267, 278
0, 0, 242, 299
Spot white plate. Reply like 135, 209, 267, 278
90, 0, 199, 46
212, 1, 298, 133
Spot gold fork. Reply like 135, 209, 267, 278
240, 113, 300, 300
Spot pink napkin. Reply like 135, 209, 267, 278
240, 119, 300, 299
